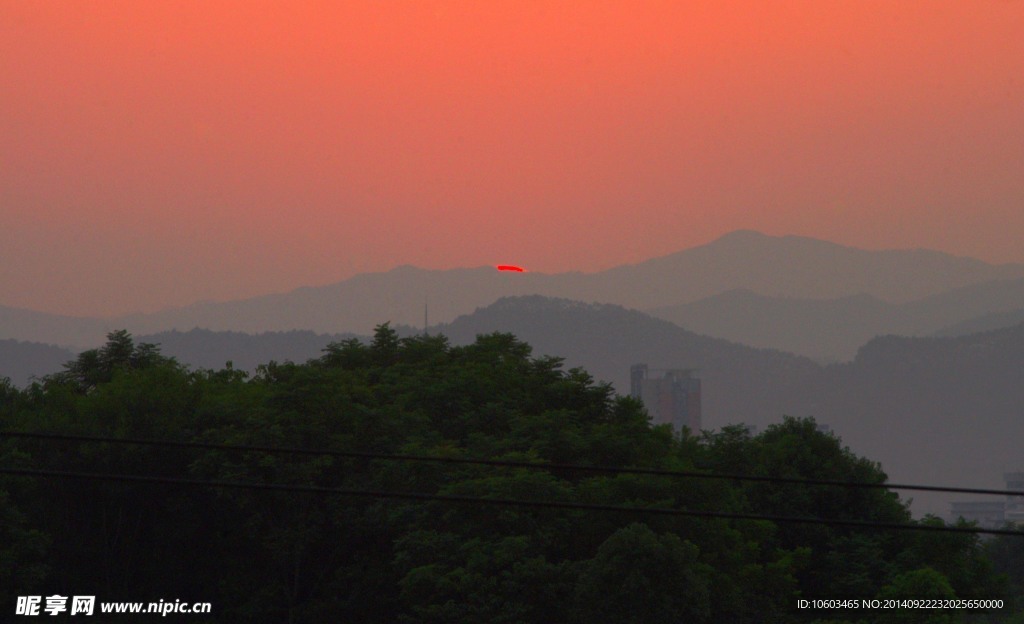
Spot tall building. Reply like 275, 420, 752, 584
948, 501, 1007, 530
629, 364, 701, 433
949, 471, 1024, 528
1005, 472, 1024, 524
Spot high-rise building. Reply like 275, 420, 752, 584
948, 501, 1006, 530
1005, 472, 1024, 524
949, 471, 1024, 528
629, 364, 701, 433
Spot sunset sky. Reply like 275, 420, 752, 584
3, 1, 1023, 317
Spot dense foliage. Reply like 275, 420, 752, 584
1, 328, 1019, 622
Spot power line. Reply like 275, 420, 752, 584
2, 466, 1022, 537
3, 430, 1022, 498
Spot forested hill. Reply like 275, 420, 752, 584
409, 296, 1024, 516
1, 329, 1020, 621
423, 295, 822, 428
5, 296, 823, 428
6, 297, 1023, 517
788, 322, 1024, 512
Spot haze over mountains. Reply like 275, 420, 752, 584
4, 290, 1022, 516
5, 228, 1024, 514
0, 339, 75, 388
0, 305, 121, 351
649, 278, 1024, 361
5, 231, 1024, 357
398, 296, 1024, 516
417, 296, 822, 427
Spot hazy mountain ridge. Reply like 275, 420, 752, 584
648, 277, 1024, 362
113, 267, 529, 338
6, 230, 1024, 347
0, 304, 120, 349
421, 295, 823, 427
0, 339, 75, 387
932, 308, 1024, 337
134, 328, 364, 373
604, 229, 1024, 306
647, 290, 898, 362
792, 324, 1024, 512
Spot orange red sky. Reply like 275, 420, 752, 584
2, 1, 1023, 316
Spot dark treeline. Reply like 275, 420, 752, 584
1, 329, 1022, 623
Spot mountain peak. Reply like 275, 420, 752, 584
711, 229, 771, 244
707, 229, 847, 251
717, 228, 768, 239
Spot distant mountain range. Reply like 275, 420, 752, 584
0, 305, 121, 350
0, 339, 75, 387
647, 278, 1024, 362
790, 324, 1024, 515
931, 307, 1024, 338
4, 294, 1021, 516
4, 296, 822, 426
132, 328, 360, 372
5, 230, 1024, 350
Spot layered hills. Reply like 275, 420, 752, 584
5, 230, 1024, 349
648, 278, 1024, 361
424, 297, 1024, 515
4, 294, 1022, 516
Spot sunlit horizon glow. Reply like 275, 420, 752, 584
2, 1, 1023, 316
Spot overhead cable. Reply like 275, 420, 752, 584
2, 466, 1022, 537
3, 430, 1022, 498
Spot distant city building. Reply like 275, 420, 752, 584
629, 364, 701, 433
1005, 472, 1024, 524
949, 501, 1007, 530
949, 472, 1024, 528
